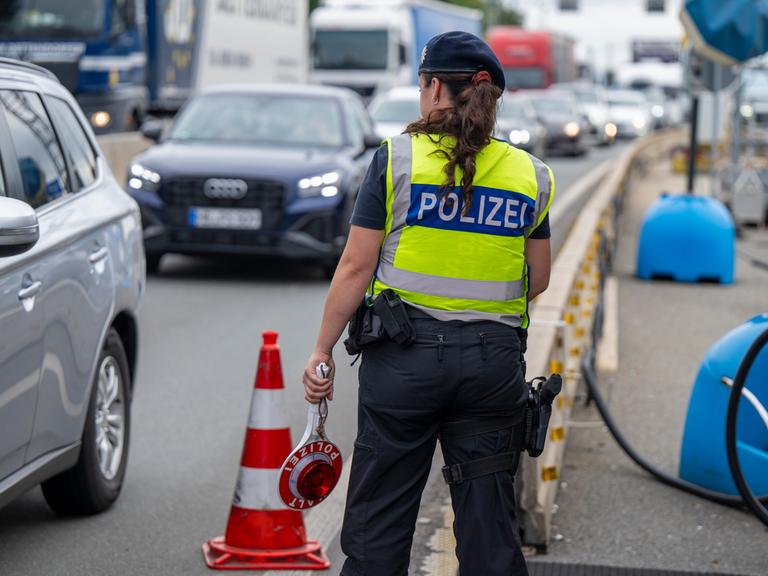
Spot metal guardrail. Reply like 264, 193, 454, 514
518, 129, 686, 548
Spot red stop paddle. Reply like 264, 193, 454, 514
278, 363, 343, 510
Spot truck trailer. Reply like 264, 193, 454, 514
309, 0, 482, 99
0, 0, 308, 133
487, 27, 577, 90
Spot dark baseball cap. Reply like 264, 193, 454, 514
418, 31, 505, 91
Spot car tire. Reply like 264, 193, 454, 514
41, 329, 131, 515
146, 252, 163, 274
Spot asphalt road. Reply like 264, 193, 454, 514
0, 141, 629, 575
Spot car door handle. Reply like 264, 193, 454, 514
89, 246, 109, 264
18, 280, 42, 301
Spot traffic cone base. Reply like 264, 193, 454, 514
202, 536, 330, 570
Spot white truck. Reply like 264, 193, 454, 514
309, 0, 482, 99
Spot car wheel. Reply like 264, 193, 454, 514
41, 329, 131, 515
146, 252, 163, 274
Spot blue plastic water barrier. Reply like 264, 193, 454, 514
636, 194, 735, 283
679, 315, 768, 495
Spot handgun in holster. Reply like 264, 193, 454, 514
524, 374, 563, 457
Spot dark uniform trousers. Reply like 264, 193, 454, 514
340, 314, 530, 576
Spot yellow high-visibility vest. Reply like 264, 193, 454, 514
372, 133, 554, 328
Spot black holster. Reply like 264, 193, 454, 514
523, 374, 563, 457
343, 290, 415, 355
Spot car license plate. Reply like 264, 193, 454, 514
188, 207, 262, 230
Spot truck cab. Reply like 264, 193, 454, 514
310, 3, 414, 100
309, 0, 481, 101
0, 0, 148, 133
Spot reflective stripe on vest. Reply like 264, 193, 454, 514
373, 133, 554, 327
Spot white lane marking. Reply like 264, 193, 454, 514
247, 388, 289, 430
550, 159, 612, 226
597, 276, 619, 372
231, 467, 284, 510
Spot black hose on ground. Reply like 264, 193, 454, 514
725, 326, 768, 528
580, 347, 768, 508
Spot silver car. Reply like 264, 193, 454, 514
0, 59, 144, 514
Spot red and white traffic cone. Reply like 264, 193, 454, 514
202, 331, 330, 570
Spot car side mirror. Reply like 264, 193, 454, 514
140, 119, 164, 142
363, 133, 381, 149
0, 197, 39, 257
398, 43, 407, 65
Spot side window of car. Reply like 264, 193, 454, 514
0, 90, 68, 209
47, 97, 98, 190
352, 98, 374, 136
344, 99, 364, 148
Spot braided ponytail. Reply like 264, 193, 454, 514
405, 72, 502, 212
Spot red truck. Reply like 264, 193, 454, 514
487, 27, 577, 90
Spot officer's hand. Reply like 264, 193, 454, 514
303, 351, 335, 404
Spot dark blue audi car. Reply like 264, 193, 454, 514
127, 84, 380, 274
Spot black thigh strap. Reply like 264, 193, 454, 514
442, 451, 521, 485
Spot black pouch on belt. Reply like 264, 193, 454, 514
372, 289, 415, 347
343, 299, 385, 355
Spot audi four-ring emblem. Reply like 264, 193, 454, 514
203, 178, 248, 199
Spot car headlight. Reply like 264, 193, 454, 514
632, 116, 647, 130
127, 163, 161, 192
297, 171, 340, 198
740, 104, 754, 118
91, 111, 111, 129
509, 129, 531, 145
604, 122, 617, 138
564, 122, 580, 137
651, 105, 664, 118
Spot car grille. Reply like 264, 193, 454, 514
160, 177, 285, 242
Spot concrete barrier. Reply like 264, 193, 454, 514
96, 132, 151, 186
518, 129, 686, 548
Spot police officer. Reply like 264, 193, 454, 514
303, 31, 554, 576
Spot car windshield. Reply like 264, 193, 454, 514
313, 30, 388, 70
498, 100, 528, 120
0, 0, 104, 37
606, 92, 645, 107
573, 90, 600, 104
530, 97, 576, 116
169, 93, 346, 148
370, 98, 420, 123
